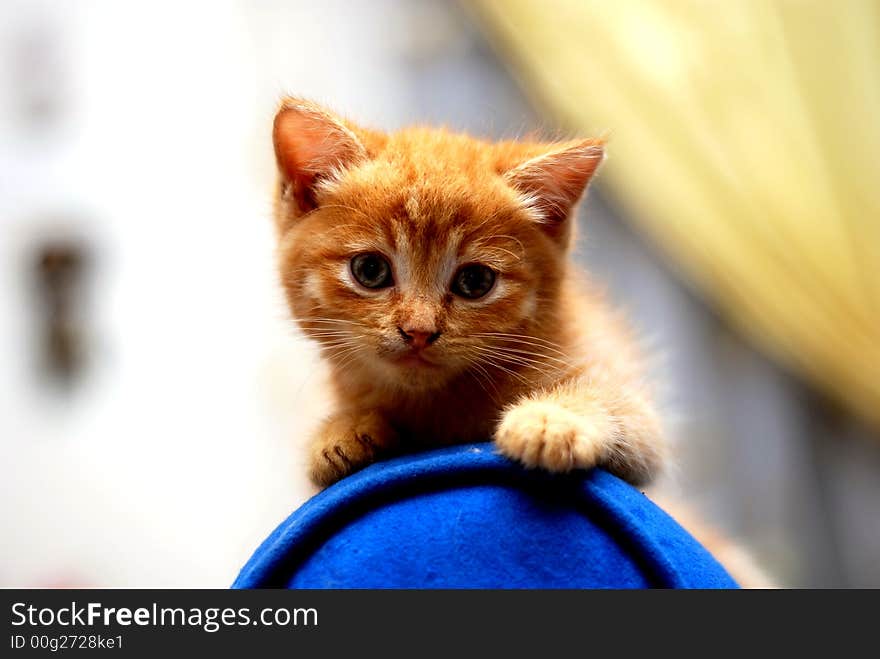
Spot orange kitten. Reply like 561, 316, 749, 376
272, 98, 667, 489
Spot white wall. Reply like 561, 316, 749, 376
0, 0, 422, 587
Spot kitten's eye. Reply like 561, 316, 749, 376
350, 253, 393, 289
452, 264, 496, 299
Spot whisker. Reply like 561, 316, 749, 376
321, 347, 363, 358
304, 331, 361, 338
469, 353, 566, 373
468, 344, 571, 368
318, 341, 361, 351
485, 361, 531, 385
300, 331, 361, 341
462, 348, 532, 385
470, 334, 568, 357
463, 341, 572, 379
470, 353, 566, 376
299, 317, 366, 326
325, 345, 365, 372
485, 246, 522, 261
320, 336, 360, 348
489, 234, 526, 256
471, 331, 563, 347
465, 363, 500, 404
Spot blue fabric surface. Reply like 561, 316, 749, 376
233, 443, 738, 589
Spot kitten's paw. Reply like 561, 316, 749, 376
494, 399, 616, 472
308, 411, 398, 488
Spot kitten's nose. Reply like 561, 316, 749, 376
397, 326, 441, 349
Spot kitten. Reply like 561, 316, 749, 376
272, 98, 667, 489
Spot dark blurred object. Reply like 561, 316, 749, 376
33, 239, 90, 385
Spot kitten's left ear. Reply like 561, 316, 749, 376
273, 98, 368, 215
504, 139, 604, 244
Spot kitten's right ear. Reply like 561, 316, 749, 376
273, 98, 367, 214
504, 139, 604, 247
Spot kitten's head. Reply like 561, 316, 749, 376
273, 98, 603, 391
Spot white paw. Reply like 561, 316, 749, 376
494, 399, 616, 472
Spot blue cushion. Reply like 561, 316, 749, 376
233, 443, 737, 589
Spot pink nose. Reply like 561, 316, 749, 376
398, 327, 441, 349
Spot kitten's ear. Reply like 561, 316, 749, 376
273, 98, 368, 214
504, 139, 604, 244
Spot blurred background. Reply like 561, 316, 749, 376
1, 0, 878, 587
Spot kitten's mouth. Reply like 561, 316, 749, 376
393, 351, 439, 368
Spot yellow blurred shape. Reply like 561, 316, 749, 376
474, 0, 880, 428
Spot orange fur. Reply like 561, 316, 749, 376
272, 98, 667, 488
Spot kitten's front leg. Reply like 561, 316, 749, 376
494, 378, 666, 486
308, 410, 399, 488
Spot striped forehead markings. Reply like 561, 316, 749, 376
404, 192, 420, 222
